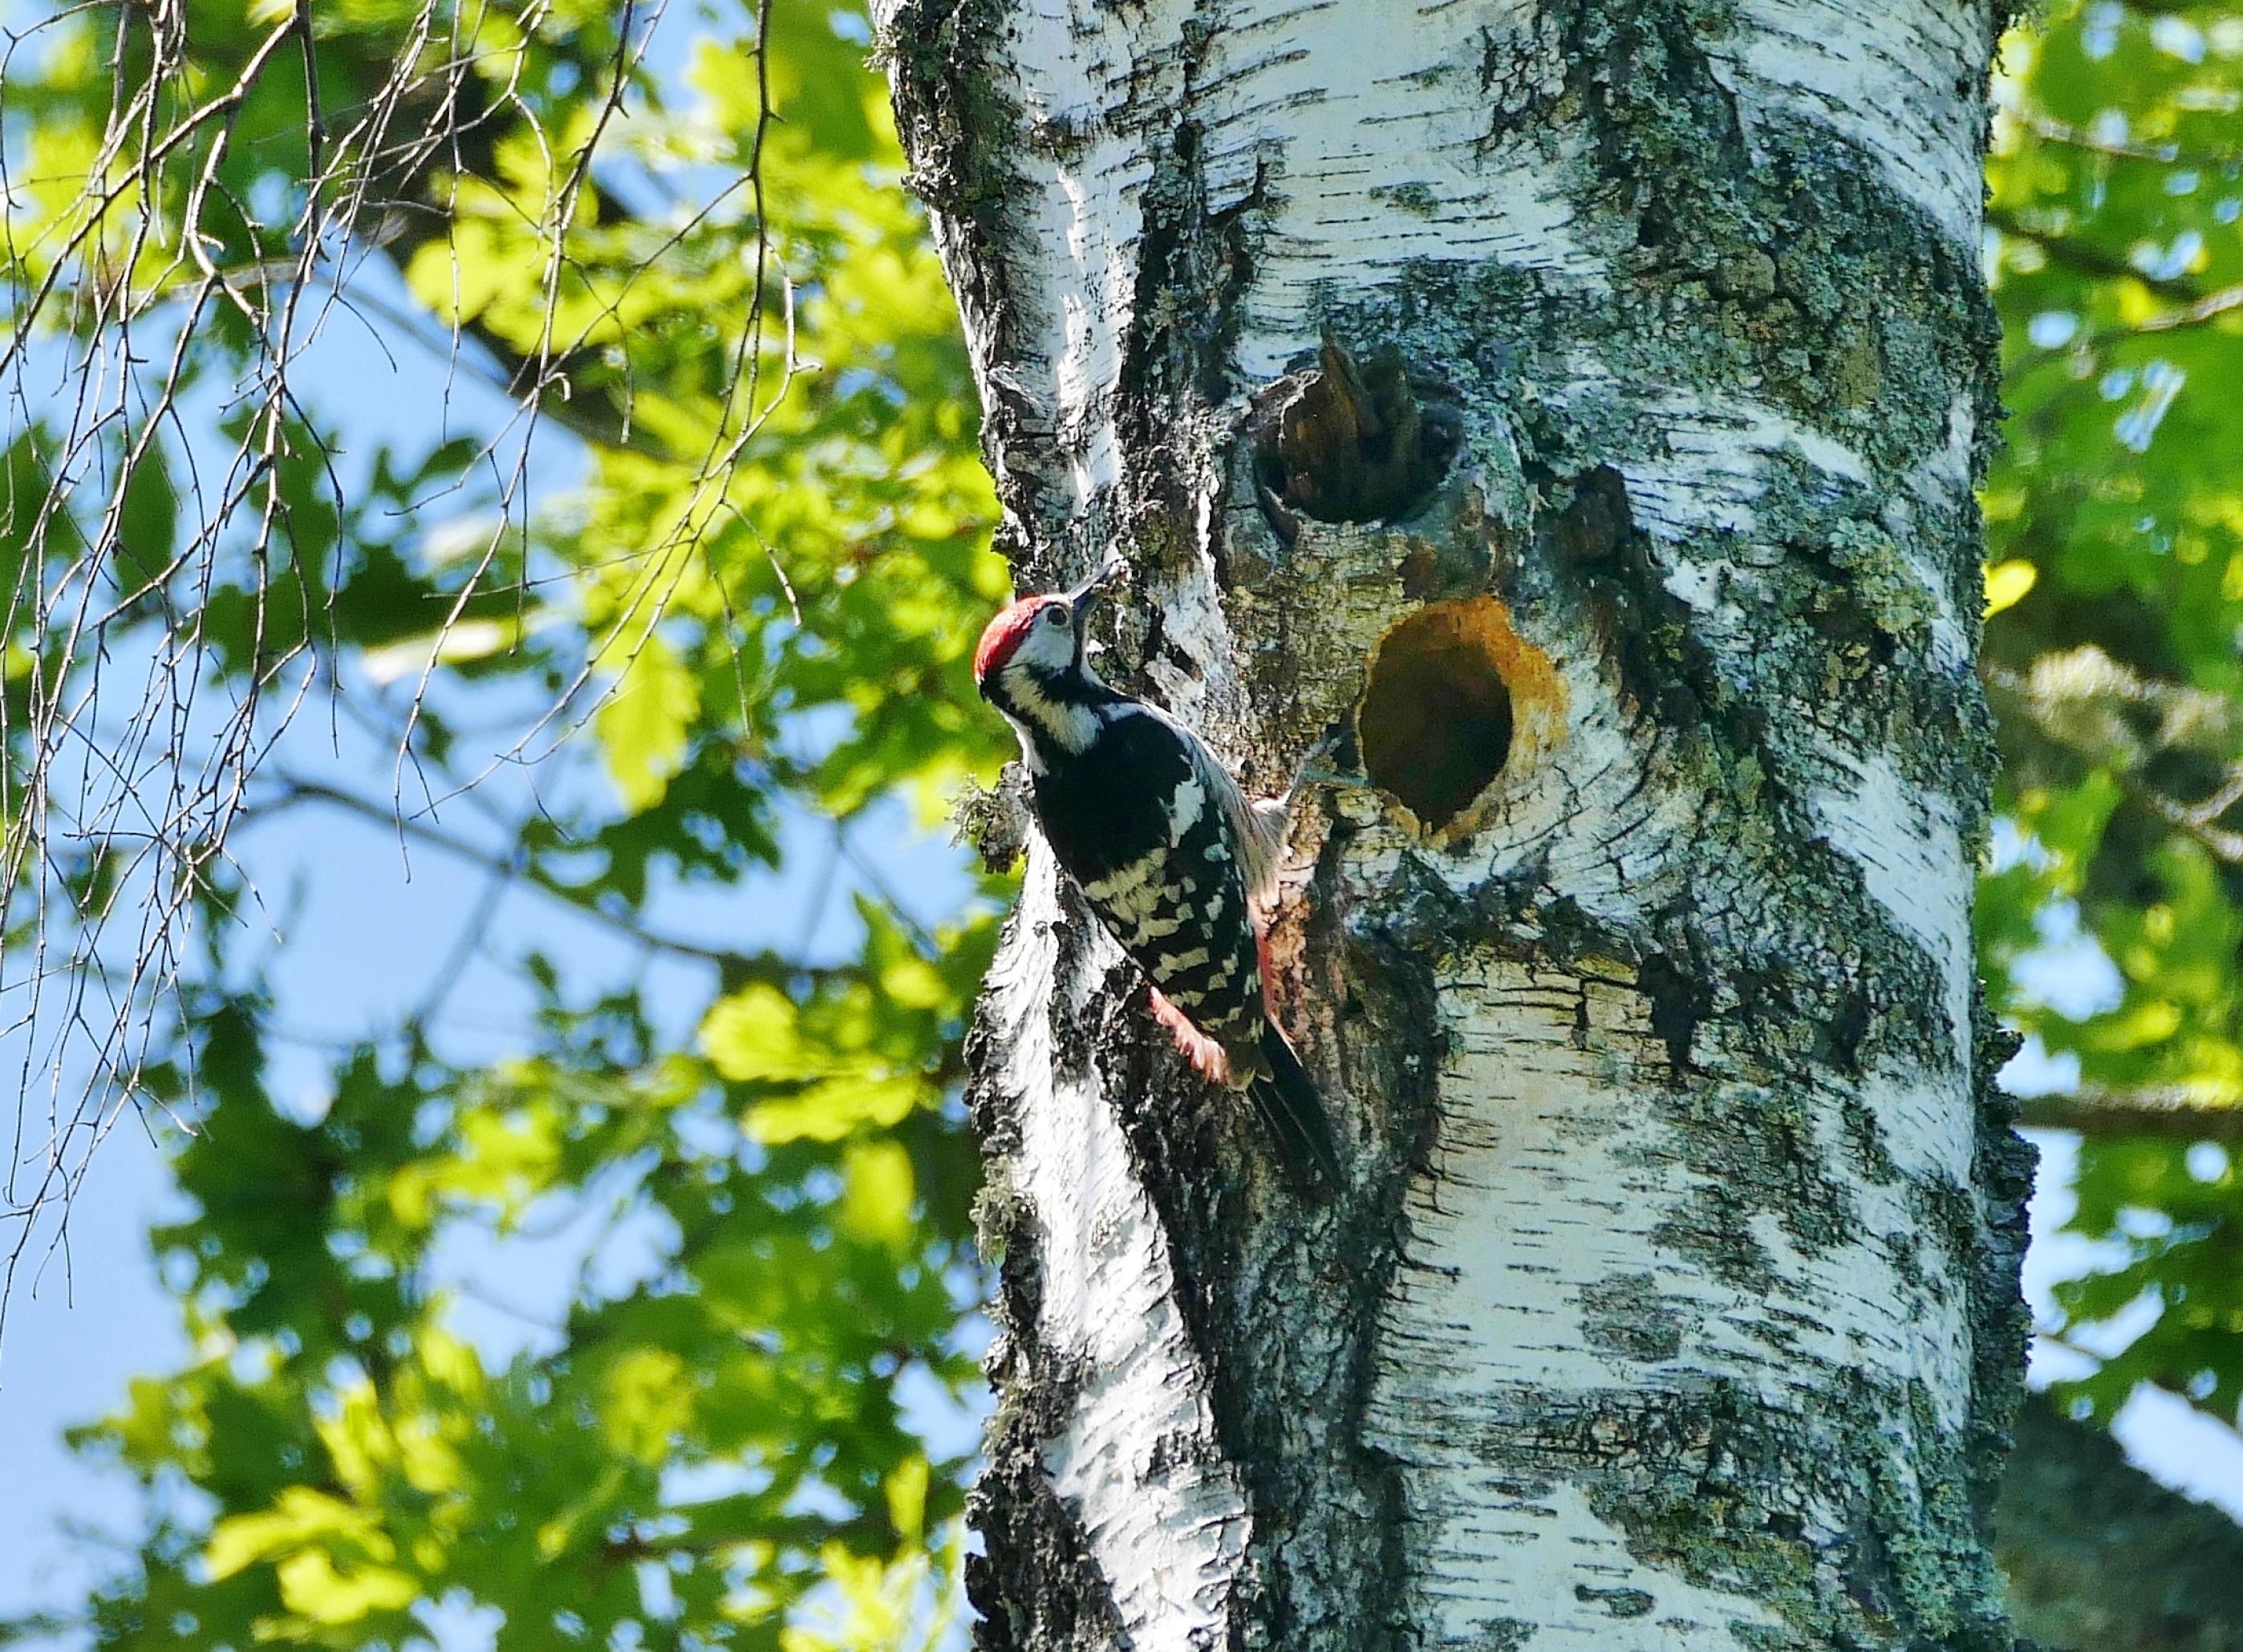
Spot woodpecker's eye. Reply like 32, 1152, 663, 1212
1044, 606, 1067, 627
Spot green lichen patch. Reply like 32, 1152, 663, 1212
1579, 1274, 1687, 1363
1564, 1377, 2015, 1652
1371, 181, 1442, 218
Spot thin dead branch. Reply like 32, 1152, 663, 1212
0, 0, 789, 1322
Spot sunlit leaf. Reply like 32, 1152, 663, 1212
596, 634, 702, 812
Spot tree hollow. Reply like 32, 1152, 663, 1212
1357, 595, 1548, 834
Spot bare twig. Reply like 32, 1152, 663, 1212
258, 773, 839, 984
0, 0, 790, 1324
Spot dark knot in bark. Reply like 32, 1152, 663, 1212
1250, 333, 1462, 542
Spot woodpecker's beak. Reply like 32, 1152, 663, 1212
1065, 561, 1120, 626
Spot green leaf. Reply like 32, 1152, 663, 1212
842, 1139, 917, 1248
747, 1071, 927, 1144
274, 1552, 420, 1626
702, 982, 817, 1082
116, 436, 176, 586
595, 634, 701, 812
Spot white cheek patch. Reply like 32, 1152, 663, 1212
1004, 666, 1101, 754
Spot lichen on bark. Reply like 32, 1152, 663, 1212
878, 1, 2028, 1646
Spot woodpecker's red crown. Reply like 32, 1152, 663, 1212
972, 595, 1066, 686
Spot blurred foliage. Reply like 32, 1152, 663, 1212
0, 0, 1004, 1646
1983, 2, 2243, 1442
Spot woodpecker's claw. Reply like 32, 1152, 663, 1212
1288, 731, 1371, 799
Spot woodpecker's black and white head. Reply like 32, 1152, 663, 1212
972, 568, 1117, 769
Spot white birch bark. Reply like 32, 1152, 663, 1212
878, 1, 2033, 1646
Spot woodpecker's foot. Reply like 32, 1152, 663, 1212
1149, 988, 1233, 1085
1288, 730, 1374, 799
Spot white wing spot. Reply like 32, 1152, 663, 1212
1167, 775, 1207, 847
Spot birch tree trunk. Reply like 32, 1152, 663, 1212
877, 2, 2032, 1646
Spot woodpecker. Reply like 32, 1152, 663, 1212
972, 566, 1343, 1187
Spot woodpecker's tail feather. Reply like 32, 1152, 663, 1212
1248, 1021, 1344, 1191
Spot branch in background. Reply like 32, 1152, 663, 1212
1986, 205, 2207, 303
2130, 282, 2243, 339
2022, 112, 2243, 173
2014, 1087, 2243, 1143
258, 773, 846, 989
1987, 199, 2243, 347
1989, 651, 2243, 863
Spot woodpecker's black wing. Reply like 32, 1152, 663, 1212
1031, 706, 1268, 1056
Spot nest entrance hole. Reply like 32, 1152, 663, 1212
1357, 597, 1522, 834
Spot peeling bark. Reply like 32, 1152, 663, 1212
879, 2, 2029, 1646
